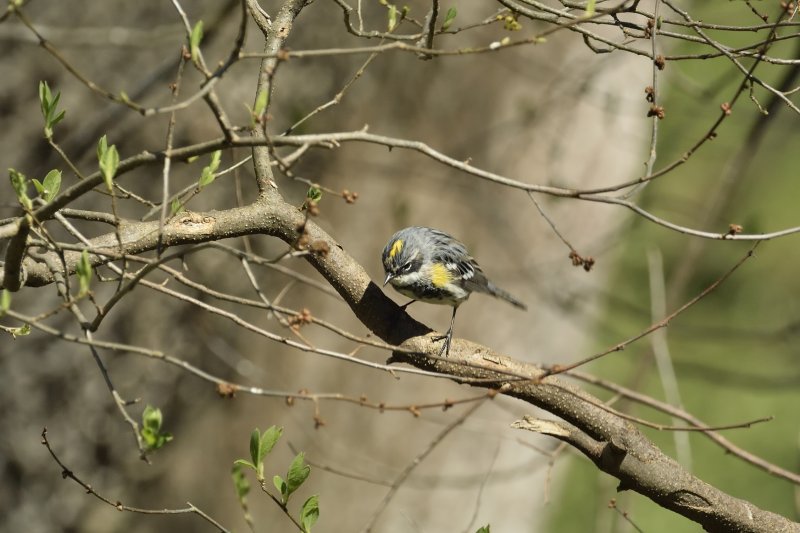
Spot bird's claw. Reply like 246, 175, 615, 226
432, 332, 452, 356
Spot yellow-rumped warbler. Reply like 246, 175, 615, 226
382, 226, 526, 355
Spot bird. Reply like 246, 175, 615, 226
381, 226, 526, 356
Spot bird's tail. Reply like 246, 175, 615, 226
485, 282, 527, 311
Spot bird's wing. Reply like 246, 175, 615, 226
434, 248, 490, 291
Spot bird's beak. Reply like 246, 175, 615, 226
383, 272, 394, 286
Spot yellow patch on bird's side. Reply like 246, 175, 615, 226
389, 239, 403, 259
430, 263, 452, 287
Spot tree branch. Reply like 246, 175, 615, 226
12, 182, 793, 530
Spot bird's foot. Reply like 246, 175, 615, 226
431, 332, 452, 357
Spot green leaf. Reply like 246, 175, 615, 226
387, 4, 398, 31
475, 526, 491, 533
441, 7, 457, 30
190, 20, 204, 62
96, 135, 108, 161
142, 405, 163, 431
170, 199, 184, 215
247, 426, 283, 481
141, 427, 156, 448
36, 169, 62, 203
141, 427, 173, 450
9, 168, 32, 210
249, 428, 261, 469
584, 0, 596, 17
274, 475, 288, 502
39, 81, 65, 138
105, 149, 119, 189
259, 426, 282, 463
97, 136, 119, 191
51, 111, 65, 133
231, 463, 251, 501
39, 81, 51, 120
286, 452, 310, 497
198, 150, 221, 189
300, 495, 320, 533
76, 249, 92, 296
43, 169, 62, 194
210, 150, 221, 169
253, 90, 269, 120
233, 458, 256, 471
0, 290, 10, 315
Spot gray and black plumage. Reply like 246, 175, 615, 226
381, 226, 526, 355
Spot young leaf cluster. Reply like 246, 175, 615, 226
97, 136, 119, 191
273, 451, 310, 505
238, 426, 282, 481
250, 90, 269, 126
233, 427, 320, 532
0, 290, 30, 338
198, 150, 221, 190
32, 170, 62, 204
9, 168, 62, 208
380, 1, 409, 32
75, 250, 93, 297
39, 81, 65, 139
190, 21, 204, 63
8, 169, 32, 210
441, 8, 457, 31
231, 463, 251, 502
140, 405, 173, 452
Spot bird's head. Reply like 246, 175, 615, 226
381, 231, 424, 289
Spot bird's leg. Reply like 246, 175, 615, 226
400, 300, 416, 311
432, 306, 458, 356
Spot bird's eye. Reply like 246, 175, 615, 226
400, 262, 412, 273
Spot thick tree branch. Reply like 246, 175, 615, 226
7, 188, 797, 531
511, 416, 796, 533
248, 0, 309, 193
391, 343, 796, 533
1, 215, 30, 291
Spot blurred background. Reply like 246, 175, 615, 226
0, 1, 798, 532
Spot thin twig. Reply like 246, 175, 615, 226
33, 242, 147, 458
568, 371, 800, 484
259, 481, 304, 531
158, 46, 188, 255
361, 401, 485, 532
608, 498, 646, 533
542, 242, 760, 377
623, 0, 661, 199
462, 441, 500, 533
40, 428, 232, 531
288, 441, 391, 486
